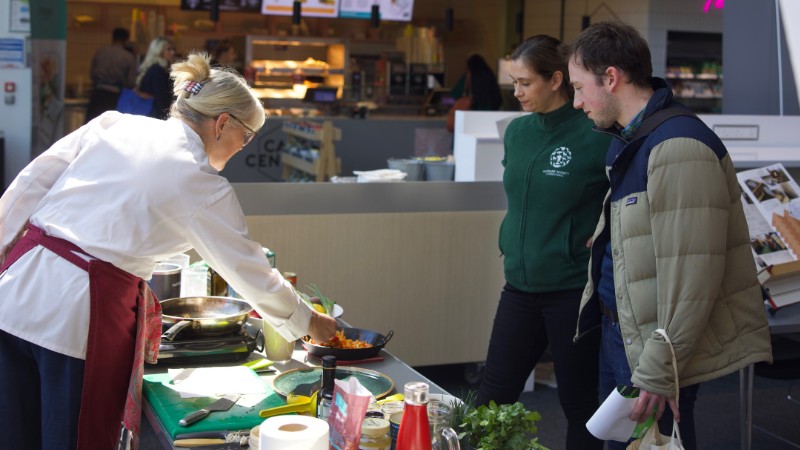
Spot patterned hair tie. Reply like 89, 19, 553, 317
179, 80, 203, 95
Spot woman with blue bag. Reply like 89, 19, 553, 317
117, 37, 176, 118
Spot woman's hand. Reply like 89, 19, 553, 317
630, 388, 680, 423
307, 310, 337, 342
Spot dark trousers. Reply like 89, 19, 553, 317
84, 88, 121, 124
600, 316, 700, 450
477, 284, 603, 450
0, 329, 84, 450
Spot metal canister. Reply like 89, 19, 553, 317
388, 411, 403, 450
147, 262, 182, 301
283, 271, 297, 287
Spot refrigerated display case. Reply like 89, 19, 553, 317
666, 31, 723, 114
244, 35, 348, 109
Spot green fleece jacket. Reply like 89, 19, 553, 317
500, 103, 610, 292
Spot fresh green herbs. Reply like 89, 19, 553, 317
458, 400, 548, 450
448, 389, 477, 431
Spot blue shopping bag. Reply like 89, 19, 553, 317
116, 88, 154, 116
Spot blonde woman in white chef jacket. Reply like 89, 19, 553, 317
0, 52, 337, 450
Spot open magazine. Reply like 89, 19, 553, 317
737, 163, 800, 311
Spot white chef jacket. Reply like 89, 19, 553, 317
0, 112, 312, 359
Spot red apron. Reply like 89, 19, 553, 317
0, 225, 161, 450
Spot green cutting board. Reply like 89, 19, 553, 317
143, 372, 286, 438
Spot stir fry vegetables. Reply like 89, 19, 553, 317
308, 329, 373, 349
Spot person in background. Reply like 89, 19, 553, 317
0, 52, 337, 450
137, 36, 177, 119
210, 39, 237, 69
84, 27, 137, 124
446, 53, 502, 132
566, 21, 772, 450
475, 35, 610, 450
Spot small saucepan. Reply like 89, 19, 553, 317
160, 296, 253, 342
301, 327, 394, 361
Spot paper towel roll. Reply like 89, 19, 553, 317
259, 415, 329, 450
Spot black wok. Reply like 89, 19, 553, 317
301, 327, 393, 361
160, 296, 253, 342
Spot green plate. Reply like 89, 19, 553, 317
272, 366, 394, 399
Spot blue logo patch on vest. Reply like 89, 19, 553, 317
626, 196, 638, 206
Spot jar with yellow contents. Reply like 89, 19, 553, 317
359, 417, 391, 450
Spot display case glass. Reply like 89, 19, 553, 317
245, 35, 349, 108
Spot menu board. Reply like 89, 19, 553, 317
261, 0, 340, 18
338, 0, 413, 21
181, 0, 262, 12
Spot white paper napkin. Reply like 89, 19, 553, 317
167, 366, 267, 398
586, 387, 638, 441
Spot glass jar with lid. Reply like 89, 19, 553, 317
359, 417, 391, 450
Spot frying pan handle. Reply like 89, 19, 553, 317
161, 320, 192, 342
382, 330, 394, 346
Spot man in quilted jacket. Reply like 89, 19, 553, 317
566, 21, 772, 450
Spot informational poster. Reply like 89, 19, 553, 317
0, 37, 26, 68
339, 0, 413, 21
738, 163, 800, 267
9, 0, 31, 33
261, 0, 340, 18
30, 0, 66, 157
738, 163, 800, 224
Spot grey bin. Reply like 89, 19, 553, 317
387, 158, 425, 181
423, 161, 455, 181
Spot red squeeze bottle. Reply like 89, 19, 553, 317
396, 381, 432, 450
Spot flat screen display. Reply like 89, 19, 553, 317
261, 0, 340, 18
338, 0, 413, 21
303, 87, 338, 103
181, 0, 261, 12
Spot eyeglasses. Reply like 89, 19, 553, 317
228, 114, 257, 146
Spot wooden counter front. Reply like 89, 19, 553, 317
232, 181, 506, 367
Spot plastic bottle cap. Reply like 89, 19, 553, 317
403, 381, 429, 405
361, 417, 390, 436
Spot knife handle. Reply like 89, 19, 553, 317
179, 408, 210, 427
173, 438, 225, 447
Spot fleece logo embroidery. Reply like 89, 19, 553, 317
543, 147, 572, 177
626, 197, 638, 206
550, 147, 572, 168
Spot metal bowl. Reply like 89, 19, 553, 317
301, 327, 393, 361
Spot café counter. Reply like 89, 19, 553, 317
220, 115, 449, 183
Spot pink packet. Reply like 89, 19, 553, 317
328, 377, 373, 450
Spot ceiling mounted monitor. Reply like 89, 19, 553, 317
181, 0, 261, 12
262, 0, 340, 18
338, 0, 414, 22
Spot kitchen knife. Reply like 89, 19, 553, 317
174, 430, 250, 440
179, 393, 241, 427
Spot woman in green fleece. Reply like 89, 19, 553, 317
475, 35, 610, 450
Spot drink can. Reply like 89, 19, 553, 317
388, 411, 403, 450
283, 272, 297, 287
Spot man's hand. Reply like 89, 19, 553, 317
307, 310, 337, 342
630, 388, 680, 423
